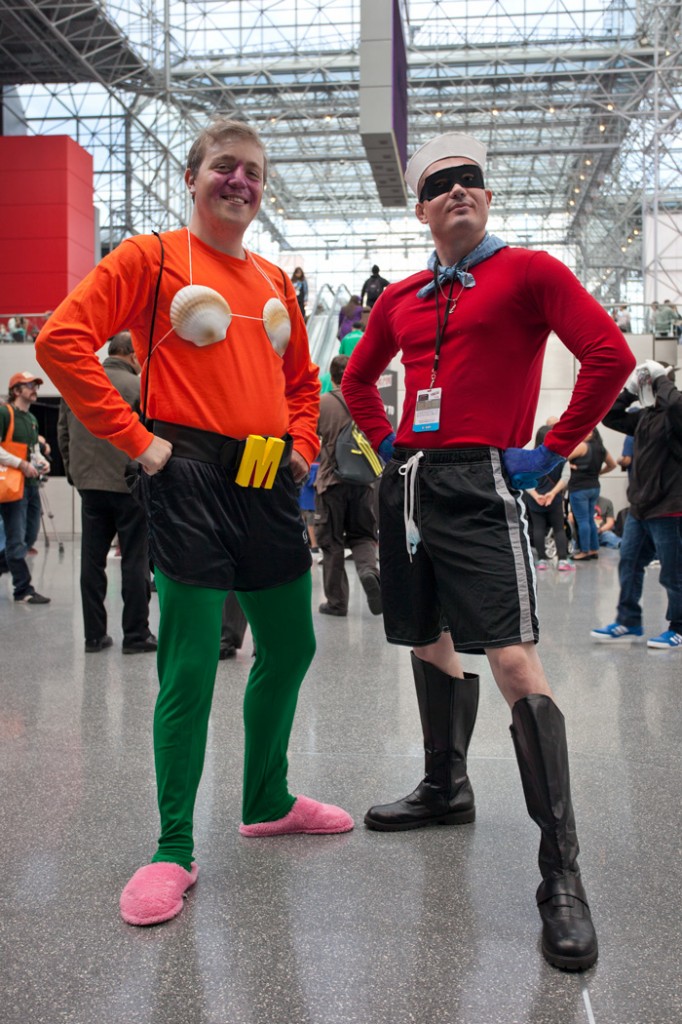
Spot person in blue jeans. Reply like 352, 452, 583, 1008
0, 372, 51, 604
567, 428, 616, 560
591, 361, 682, 650
594, 496, 621, 549
618, 432, 635, 480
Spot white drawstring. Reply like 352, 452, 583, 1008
398, 451, 424, 560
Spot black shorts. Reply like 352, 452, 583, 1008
140, 455, 311, 591
379, 447, 538, 654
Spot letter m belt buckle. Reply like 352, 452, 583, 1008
234, 435, 285, 489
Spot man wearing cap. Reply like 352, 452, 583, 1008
0, 372, 51, 604
342, 132, 635, 971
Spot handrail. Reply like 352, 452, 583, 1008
306, 283, 352, 372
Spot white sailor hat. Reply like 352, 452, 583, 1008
404, 133, 487, 197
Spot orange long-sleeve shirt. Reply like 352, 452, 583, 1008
36, 229, 321, 466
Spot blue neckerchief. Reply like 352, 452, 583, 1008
416, 233, 508, 299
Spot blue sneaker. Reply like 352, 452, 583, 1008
590, 622, 644, 642
647, 630, 682, 650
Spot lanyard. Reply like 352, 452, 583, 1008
431, 265, 464, 389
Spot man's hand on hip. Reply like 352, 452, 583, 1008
138, 436, 173, 476
289, 449, 309, 484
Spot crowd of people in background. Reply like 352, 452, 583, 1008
0, 316, 45, 343
650, 298, 682, 338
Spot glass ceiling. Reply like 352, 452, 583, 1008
1, 0, 680, 303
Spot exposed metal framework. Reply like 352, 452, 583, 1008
1, 0, 680, 309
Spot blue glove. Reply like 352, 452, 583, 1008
378, 431, 396, 463
502, 443, 565, 489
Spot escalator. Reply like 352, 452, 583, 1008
305, 283, 351, 378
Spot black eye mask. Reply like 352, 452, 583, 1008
419, 164, 485, 202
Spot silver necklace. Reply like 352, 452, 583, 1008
437, 277, 466, 314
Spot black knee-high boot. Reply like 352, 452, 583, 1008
364, 652, 479, 831
510, 694, 598, 971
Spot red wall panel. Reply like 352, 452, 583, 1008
0, 136, 95, 318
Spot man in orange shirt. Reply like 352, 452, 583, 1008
36, 117, 353, 927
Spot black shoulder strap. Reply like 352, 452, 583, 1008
141, 230, 165, 424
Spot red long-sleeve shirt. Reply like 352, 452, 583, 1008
36, 230, 321, 466
342, 248, 635, 458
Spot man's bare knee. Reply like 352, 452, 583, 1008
486, 643, 553, 707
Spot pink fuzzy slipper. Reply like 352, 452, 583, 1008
239, 794, 354, 837
120, 861, 199, 926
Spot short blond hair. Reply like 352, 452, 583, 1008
186, 117, 268, 183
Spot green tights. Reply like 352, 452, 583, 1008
152, 569, 316, 870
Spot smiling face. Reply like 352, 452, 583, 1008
415, 157, 493, 264
185, 136, 265, 253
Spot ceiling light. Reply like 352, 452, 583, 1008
491, 108, 499, 116
435, 111, 443, 119
599, 124, 606, 132
585, 159, 592, 166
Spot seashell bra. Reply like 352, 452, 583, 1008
151, 227, 292, 360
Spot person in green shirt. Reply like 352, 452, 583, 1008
338, 309, 370, 356
0, 371, 51, 603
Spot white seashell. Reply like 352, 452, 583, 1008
170, 285, 232, 346
263, 298, 291, 355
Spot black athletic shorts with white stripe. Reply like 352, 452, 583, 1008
379, 446, 538, 654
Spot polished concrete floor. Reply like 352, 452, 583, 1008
1, 540, 681, 1024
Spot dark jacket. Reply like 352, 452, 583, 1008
361, 274, 389, 308
602, 376, 682, 518
58, 356, 140, 493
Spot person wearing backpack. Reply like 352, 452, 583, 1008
314, 354, 382, 617
361, 265, 390, 308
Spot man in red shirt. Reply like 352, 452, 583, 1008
37, 117, 353, 928
343, 131, 635, 971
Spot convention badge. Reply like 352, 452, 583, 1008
413, 388, 442, 432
